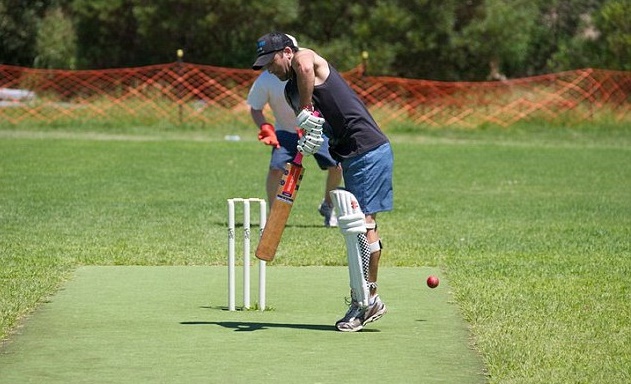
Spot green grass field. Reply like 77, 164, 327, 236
1, 123, 630, 383
0, 266, 485, 383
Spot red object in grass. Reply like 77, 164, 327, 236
426, 275, 439, 289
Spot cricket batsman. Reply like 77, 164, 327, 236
252, 32, 393, 332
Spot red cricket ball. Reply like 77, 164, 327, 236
426, 275, 439, 288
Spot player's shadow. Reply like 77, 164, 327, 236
180, 321, 334, 332
212, 221, 325, 229
180, 321, 380, 333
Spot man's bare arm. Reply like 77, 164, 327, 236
292, 49, 317, 109
250, 108, 267, 126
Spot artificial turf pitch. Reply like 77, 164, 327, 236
0, 266, 486, 383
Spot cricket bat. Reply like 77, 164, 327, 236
256, 110, 322, 262
255, 151, 305, 261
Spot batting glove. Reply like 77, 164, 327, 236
258, 123, 280, 148
296, 109, 325, 133
297, 129, 324, 156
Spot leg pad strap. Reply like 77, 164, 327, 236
369, 240, 382, 253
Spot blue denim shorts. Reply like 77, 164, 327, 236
341, 143, 393, 215
270, 130, 338, 170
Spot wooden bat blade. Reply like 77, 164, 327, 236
255, 201, 292, 261
255, 159, 304, 261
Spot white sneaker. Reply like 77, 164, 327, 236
318, 200, 338, 227
335, 301, 364, 332
362, 295, 387, 325
335, 296, 387, 332
318, 200, 337, 227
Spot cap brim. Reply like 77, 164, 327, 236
252, 51, 277, 70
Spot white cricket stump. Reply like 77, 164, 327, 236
227, 198, 267, 311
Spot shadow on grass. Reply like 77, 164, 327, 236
213, 221, 327, 229
179, 321, 380, 332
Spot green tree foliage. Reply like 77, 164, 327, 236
540, 0, 606, 72
71, 0, 142, 68
70, 0, 298, 69
0, 0, 53, 66
594, 0, 631, 70
453, 0, 538, 80
285, 1, 365, 71
352, 0, 461, 80
34, 6, 77, 69
1, 0, 629, 78
290, 0, 464, 80
131, 0, 297, 67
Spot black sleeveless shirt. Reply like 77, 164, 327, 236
285, 64, 389, 161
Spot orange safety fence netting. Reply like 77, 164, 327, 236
1, 63, 630, 129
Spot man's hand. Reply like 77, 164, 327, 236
296, 108, 325, 132
297, 128, 324, 156
258, 123, 280, 148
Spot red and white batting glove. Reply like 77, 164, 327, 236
296, 108, 325, 133
297, 127, 324, 156
258, 123, 280, 148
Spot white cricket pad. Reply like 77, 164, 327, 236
342, 233, 371, 307
331, 188, 370, 307
330, 188, 362, 218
